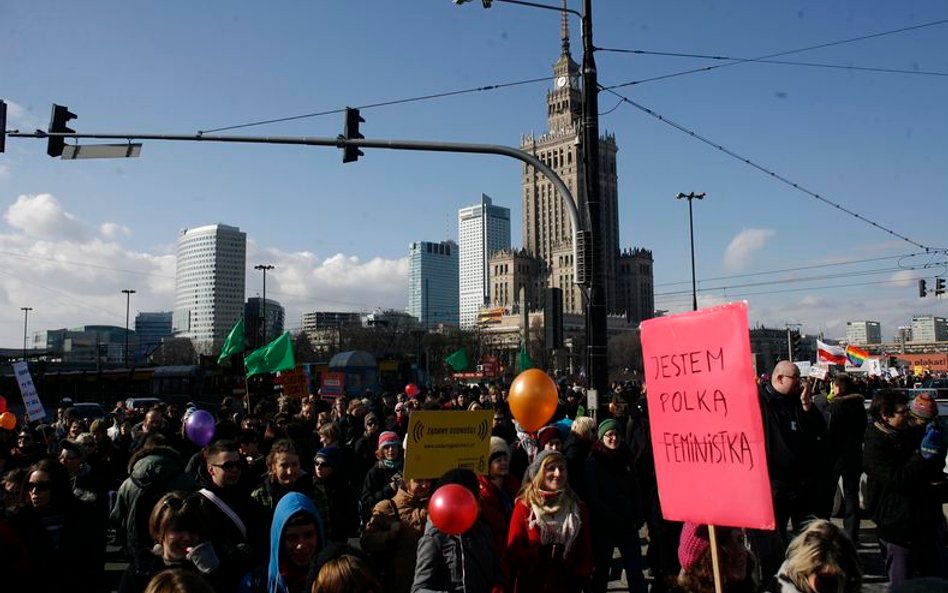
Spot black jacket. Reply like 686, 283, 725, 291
584, 441, 643, 539
822, 393, 867, 475
758, 383, 827, 495
863, 420, 945, 546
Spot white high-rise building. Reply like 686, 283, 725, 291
408, 240, 459, 327
458, 195, 510, 328
845, 320, 882, 345
173, 224, 246, 354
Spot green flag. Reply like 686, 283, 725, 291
244, 331, 295, 377
217, 317, 246, 364
444, 348, 469, 372
518, 347, 534, 372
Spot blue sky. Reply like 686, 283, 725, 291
1, 0, 947, 348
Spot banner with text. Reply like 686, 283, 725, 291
404, 410, 492, 480
641, 301, 775, 529
13, 361, 47, 423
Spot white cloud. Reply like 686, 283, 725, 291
5, 193, 93, 242
100, 222, 132, 239
888, 269, 916, 287
0, 164, 10, 180
724, 228, 776, 272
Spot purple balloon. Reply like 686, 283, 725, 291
185, 409, 216, 447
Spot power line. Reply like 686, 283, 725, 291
654, 252, 932, 288
198, 76, 552, 134
658, 274, 931, 304
598, 48, 948, 78
602, 17, 948, 89
601, 88, 941, 252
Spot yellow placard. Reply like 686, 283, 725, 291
404, 410, 493, 480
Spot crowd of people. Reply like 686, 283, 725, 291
0, 362, 944, 593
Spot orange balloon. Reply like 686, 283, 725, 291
508, 369, 558, 433
0, 411, 16, 431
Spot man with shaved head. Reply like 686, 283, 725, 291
753, 359, 828, 583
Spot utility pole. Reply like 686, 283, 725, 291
254, 264, 274, 347
122, 289, 135, 367
21, 306, 32, 361
677, 192, 706, 312
580, 0, 608, 396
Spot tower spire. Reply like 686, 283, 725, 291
561, 0, 570, 56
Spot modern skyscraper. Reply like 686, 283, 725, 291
408, 240, 459, 327
245, 297, 285, 348
135, 311, 172, 360
845, 320, 882, 345
511, 12, 653, 323
458, 195, 511, 328
172, 224, 246, 354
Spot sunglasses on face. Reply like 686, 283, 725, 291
213, 460, 242, 472
162, 494, 202, 511
28, 481, 52, 493
314, 460, 332, 468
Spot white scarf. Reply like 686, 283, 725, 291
528, 495, 581, 557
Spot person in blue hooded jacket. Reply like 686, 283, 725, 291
238, 492, 325, 593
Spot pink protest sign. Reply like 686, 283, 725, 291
641, 301, 774, 530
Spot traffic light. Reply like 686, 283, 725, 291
0, 100, 7, 153
937, 277, 946, 296
919, 279, 928, 298
790, 331, 802, 360
342, 107, 364, 163
47, 103, 77, 158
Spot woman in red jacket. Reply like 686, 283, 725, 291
506, 449, 593, 593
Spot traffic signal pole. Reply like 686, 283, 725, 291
8, 125, 584, 297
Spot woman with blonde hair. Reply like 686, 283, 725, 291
313, 553, 382, 593
765, 519, 861, 593
507, 449, 593, 593
144, 569, 214, 593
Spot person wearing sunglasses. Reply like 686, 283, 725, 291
864, 389, 947, 589
118, 491, 223, 593
6, 458, 103, 593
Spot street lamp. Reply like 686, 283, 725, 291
676, 192, 706, 312
20, 306, 32, 361
254, 264, 274, 346
455, 0, 609, 394
122, 289, 136, 367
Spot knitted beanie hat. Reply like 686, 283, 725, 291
378, 430, 401, 450
910, 393, 937, 421
525, 448, 565, 483
537, 425, 561, 449
678, 522, 711, 572
598, 418, 620, 440
315, 446, 340, 467
489, 436, 510, 462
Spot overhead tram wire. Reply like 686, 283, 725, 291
657, 275, 936, 304
599, 87, 941, 253
601, 17, 948, 89
597, 49, 948, 78
653, 251, 937, 288
654, 263, 935, 298
195, 18, 948, 135
198, 76, 553, 134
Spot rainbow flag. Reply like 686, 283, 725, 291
845, 345, 869, 367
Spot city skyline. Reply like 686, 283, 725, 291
1, 2, 947, 347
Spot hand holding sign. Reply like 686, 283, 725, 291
508, 369, 558, 433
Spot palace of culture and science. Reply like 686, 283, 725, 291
488, 15, 654, 324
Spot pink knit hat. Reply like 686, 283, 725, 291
910, 393, 937, 421
678, 522, 710, 572
378, 430, 401, 450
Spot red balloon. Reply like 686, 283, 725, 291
428, 484, 478, 535
0, 411, 15, 431
0, 395, 6, 414
405, 383, 420, 398
508, 369, 558, 433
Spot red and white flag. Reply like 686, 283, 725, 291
817, 340, 847, 365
